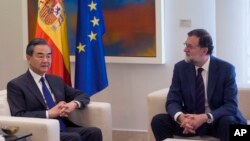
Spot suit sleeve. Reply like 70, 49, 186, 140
64, 84, 90, 108
49, 76, 90, 109
210, 65, 238, 121
7, 81, 47, 118
166, 64, 184, 119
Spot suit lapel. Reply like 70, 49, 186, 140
186, 64, 196, 103
207, 56, 219, 102
45, 75, 61, 103
25, 71, 47, 108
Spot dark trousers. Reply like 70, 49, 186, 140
151, 113, 246, 141
60, 126, 102, 141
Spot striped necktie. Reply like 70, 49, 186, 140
195, 68, 205, 114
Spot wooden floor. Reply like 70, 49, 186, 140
112, 130, 147, 141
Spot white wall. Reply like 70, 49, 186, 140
0, 0, 27, 88
8, 0, 250, 132
216, 0, 249, 86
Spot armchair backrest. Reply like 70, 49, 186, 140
0, 89, 11, 116
237, 88, 250, 120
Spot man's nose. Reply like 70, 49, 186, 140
184, 46, 189, 52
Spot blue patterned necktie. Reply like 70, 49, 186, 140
195, 68, 205, 114
40, 77, 66, 132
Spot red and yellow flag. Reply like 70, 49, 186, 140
35, 0, 71, 86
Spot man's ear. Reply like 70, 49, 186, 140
203, 48, 208, 55
26, 55, 31, 61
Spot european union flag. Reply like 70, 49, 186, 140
75, 0, 108, 97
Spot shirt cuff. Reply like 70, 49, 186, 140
73, 100, 81, 108
174, 112, 183, 123
208, 113, 214, 122
46, 110, 49, 118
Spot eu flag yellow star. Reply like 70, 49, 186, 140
88, 31, 97, 41
76, 42, 86, 53
91, 16, 99, 27
88, 1, 97, 11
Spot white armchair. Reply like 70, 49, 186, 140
147, 88, 250, 141
0, 90, 112, 141
69, 102, 112, 141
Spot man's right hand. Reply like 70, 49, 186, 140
178, 114, 196, 134
48, 101, 66, 118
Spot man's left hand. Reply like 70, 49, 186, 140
59, 101, 77, 117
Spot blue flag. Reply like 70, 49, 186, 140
75, 0, 108, 97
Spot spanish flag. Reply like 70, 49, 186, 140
35, 0, 71, 86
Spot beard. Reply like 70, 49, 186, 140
184, 55, 195, 64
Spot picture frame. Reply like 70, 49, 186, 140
103, 0, 165, 64
23, 0, 165, 64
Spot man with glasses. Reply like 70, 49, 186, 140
151, 29, 247, 141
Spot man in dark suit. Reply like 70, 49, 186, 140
151, 29, 247, 141
7, 38, 102, 141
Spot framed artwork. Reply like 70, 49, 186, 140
25, 0, 165, 64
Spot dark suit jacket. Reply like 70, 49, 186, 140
166, 56, 246, 123
7, 70, 90, 127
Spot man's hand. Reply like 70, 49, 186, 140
48, 101, 66, 118
48, 101, 78, 118
179, 113, 208, 134
178, 114, 196, 134
185, 114, 208, 130
59, 101, 78, 117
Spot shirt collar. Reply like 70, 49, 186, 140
29, 68, 45, 83
195, 56, 210, 72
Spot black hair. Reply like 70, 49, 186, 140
26, 38, 49, 56
188, 29, 214, 55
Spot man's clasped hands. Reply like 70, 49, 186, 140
48, 101, 78, 118
178, 113, 208, 134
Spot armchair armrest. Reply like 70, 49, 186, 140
0, 116, 60, 141
69, 101, 112, 141
147, 88, 168, 141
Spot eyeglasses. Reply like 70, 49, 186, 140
184, 43, 200, 49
